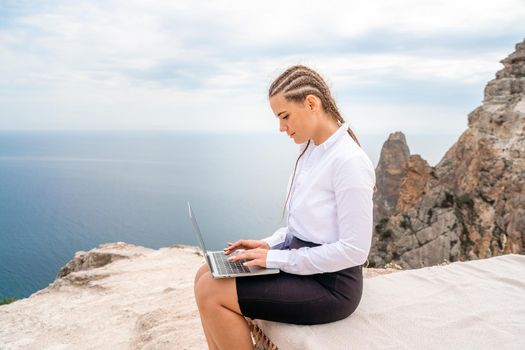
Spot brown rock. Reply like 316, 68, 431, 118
396, 155, 435, 213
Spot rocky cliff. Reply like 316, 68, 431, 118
0, 243, 208, 350
370, 38, 525, 269
0, 242, 397, 350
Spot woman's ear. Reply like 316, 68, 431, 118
305, 94, 319, 111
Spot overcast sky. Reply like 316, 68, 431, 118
0, 0, 524, 137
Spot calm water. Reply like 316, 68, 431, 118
0, 130, 459, 299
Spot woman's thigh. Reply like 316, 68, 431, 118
236, 272, 360, 325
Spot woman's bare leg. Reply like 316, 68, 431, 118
194, 270, 253, 350
195, 264, 209, 282
194, 265, 219, 350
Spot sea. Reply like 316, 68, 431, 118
0, 130, 460, 299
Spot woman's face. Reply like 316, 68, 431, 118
269, 93, 317, 144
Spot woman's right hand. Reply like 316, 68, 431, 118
223, 239, 270, 255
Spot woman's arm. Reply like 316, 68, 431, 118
266, 156, 375, 274
265, 186, 373, 274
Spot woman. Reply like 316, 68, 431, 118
194, 65, 375, 350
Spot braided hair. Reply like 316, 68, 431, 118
270, 65, 362, 221
269, 65, 361, 145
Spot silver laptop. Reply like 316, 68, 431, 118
187, 202, 280, 278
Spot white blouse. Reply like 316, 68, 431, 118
262, 123, 376, 275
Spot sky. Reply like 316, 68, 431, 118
0, 0, 524, 138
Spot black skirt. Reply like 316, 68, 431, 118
236, 236, 363, 325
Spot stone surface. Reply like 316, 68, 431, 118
370, 38, 525, 269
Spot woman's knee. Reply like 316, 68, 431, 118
194, 272, 217, 308
194, 264, 209, 287
196, 277, 242, 315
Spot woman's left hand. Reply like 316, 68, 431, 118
228, 248, 269, 268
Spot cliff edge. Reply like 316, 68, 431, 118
0, 243, 207, 350
0, 242, 397, 350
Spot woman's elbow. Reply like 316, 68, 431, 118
355, 251, 369, 266
341, 242, 370, 267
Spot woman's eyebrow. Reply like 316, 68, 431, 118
277, 111, 287, 117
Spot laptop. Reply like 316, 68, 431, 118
187, 202, 280, 278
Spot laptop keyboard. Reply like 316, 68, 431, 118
211, 252, 251, 275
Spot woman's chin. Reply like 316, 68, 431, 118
293, 136, 306, 144
289, 134, 300, 143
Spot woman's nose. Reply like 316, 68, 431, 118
279, 120, 287, 132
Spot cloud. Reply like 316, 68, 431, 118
0, 0, 523, 132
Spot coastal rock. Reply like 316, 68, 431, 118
370, 38, 525, 268
56, 242, 146, 278
0, 243, 207, 350
0, 243, 397, 350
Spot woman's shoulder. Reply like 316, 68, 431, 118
334, 135, 373, 164
331, 136, 376, 187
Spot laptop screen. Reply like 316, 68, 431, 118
187, 202, 215, 273
187, 202, 209, 254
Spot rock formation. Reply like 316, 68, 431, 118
370, 38, 525, 269
373, 132, 411, 221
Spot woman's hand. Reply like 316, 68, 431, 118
223, 239, 270, 255
227, 248, 269, 268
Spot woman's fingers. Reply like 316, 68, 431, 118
227, 248, 268, 267
242, 258, 265, 268
223, 240, 243, 254
228, 248, 257, 261
224, 239, 258, 253
224, 240, 269, 256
